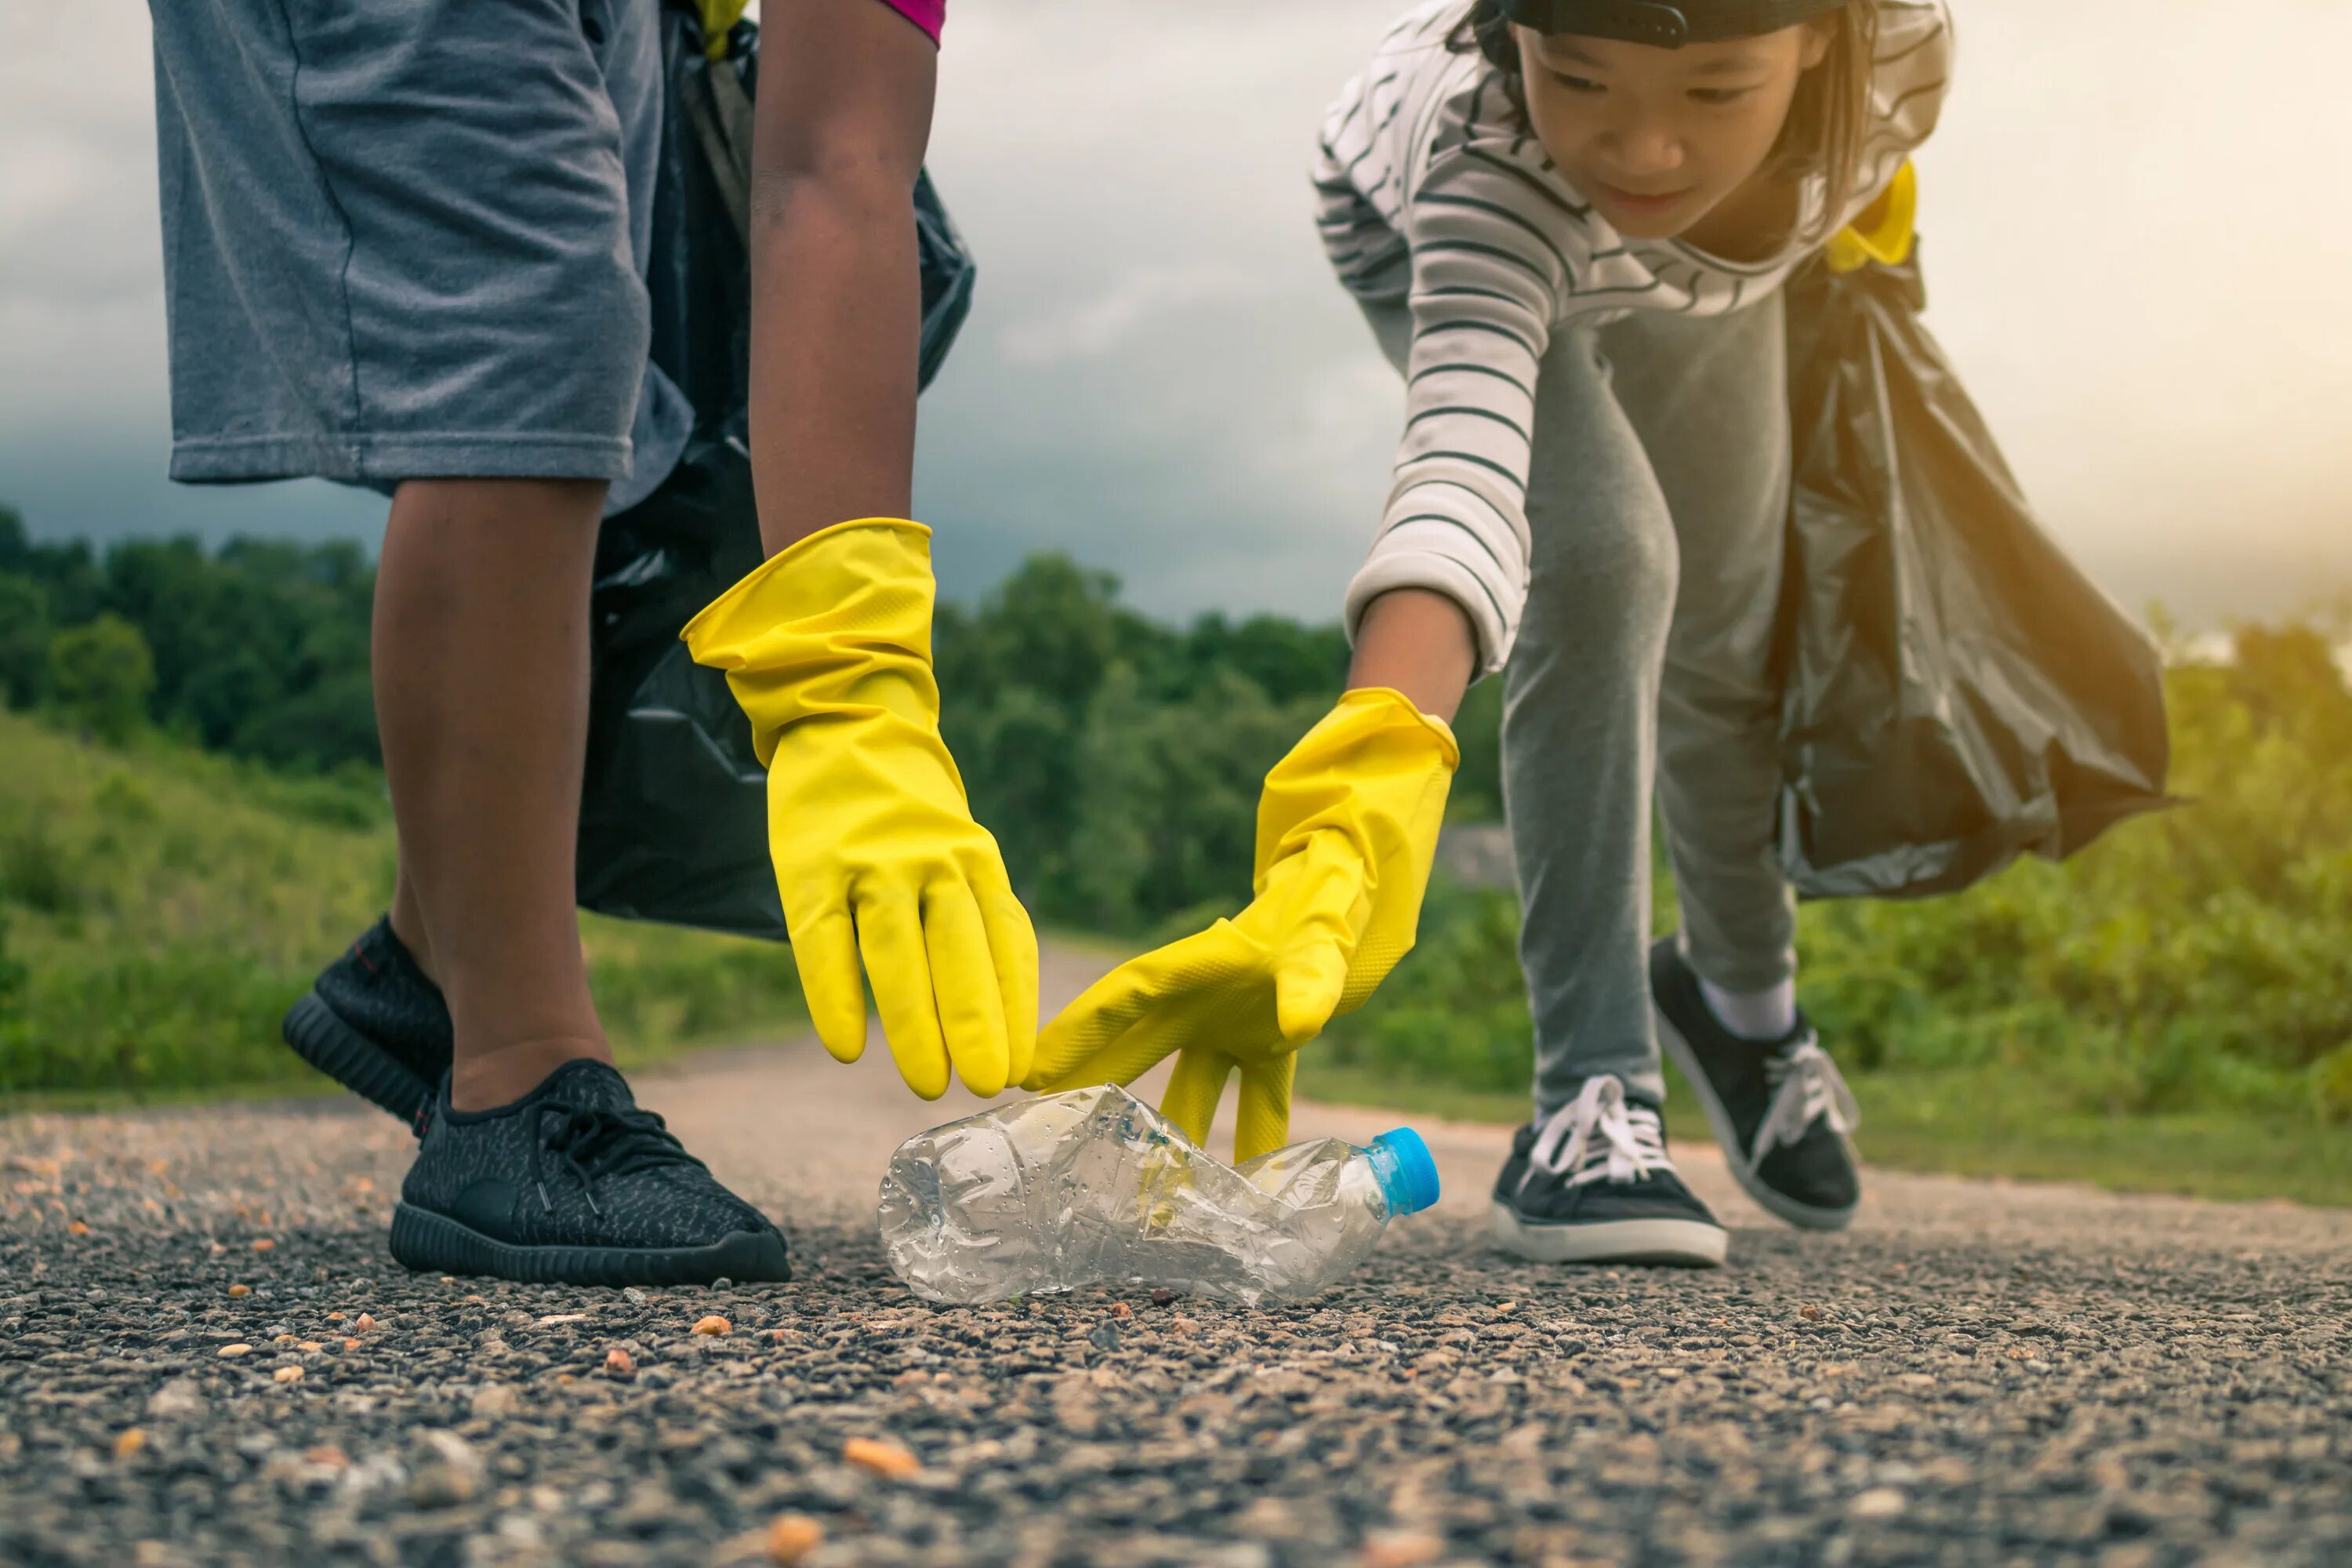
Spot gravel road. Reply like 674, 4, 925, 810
5, 946, 2349, 1568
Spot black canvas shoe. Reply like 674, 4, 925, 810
1650, 937, 1860, 1232
281, 916, 455, 1134
391, 1059, 790, 1287
1489, 1075, 1729, 1267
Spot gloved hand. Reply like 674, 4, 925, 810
681, 519, 1036, 1099
1025, 687, 1457, 1161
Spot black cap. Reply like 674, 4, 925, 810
1495, 0, 1848, 47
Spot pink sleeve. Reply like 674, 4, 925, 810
875, 0, 943, 43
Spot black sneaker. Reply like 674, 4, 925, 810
390, 1059, 790, 1286
1650, 937, 1860, 1232
1488, 1075, 1729, 1267
281, 916, 455, 1134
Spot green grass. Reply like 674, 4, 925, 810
0, 710, 804, 1105
9, 633, 2352, 1214
1307, 626, 2352, 1209
1298, 1057, 2352, 1209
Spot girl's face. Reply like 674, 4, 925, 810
1514, 21, 1831, 241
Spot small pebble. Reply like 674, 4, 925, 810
273, 1366, 304, 1385
843, 1437, 920, 1479
216, 1345, 252, 1359
67, 1221, 90, 1236
1850, 1487, 1907, 1520
605, 1348, 636, 1381
1149, 1288, 1175, 1306
252, 1239, 275, 1252
227, 1284, 250, 1298
113, 1429, 147, 1460
408, 1465, 477, 1509
1359, 1531, 1443, 1568
692, 1315, 731, 1337
764, 1514, 826, 1563
354, 1314, 377, 1331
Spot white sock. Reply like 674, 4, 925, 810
1699, 976, 1798, 1042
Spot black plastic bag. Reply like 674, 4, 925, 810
1775, 248, 2172, 900
575, 2, 976, 939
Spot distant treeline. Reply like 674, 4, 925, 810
2, 506, 377, 771
0, 504, 1504, 932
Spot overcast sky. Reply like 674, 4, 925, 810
5, 0, 2349, 625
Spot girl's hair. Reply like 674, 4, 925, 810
1450, 0, 1883, 246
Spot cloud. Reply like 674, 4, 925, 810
996, 263, 1267, 366
7, 0, 2352, 629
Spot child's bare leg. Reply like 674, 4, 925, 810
389, 856, 436, 982
373, 477, 613, 1112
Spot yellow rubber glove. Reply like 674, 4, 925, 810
680, 519, 1037, 1099
1025, 688, 1457, 1161
1826, 160, 1917, 274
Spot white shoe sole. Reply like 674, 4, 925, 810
1486, 1200, 1729, 1268
1654, 1004, 1859, 1233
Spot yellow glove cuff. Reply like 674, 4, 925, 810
678, 518, 941, 769
1321, 686, 1461, 771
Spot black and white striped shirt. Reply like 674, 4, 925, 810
1316, 0, 1954, 670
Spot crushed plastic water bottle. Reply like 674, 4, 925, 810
877, 1084, 1440, 1305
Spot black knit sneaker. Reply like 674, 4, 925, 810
281, 916, 455, 1134
1650, 937, 1860, 1232
391, 1059, 790, 1287
1488, 1075, 1729, 1267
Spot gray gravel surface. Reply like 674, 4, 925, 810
5, 947, 2350, 1568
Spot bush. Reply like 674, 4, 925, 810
0, 817, 80, 916
0, 572, 50, 707
49, 615, 155, 744
0, 909, 26, 1025
2313, 1042, 2352, 1125
1330, 622, 2352, 1123
0, 946, 307, 1096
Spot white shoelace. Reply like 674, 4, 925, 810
1523, 1075, 1673, 1193
1751, 1034, 1860, 1163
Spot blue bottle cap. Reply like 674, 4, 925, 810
1367, 1128, 1442, 1217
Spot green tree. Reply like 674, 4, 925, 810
0, 573, 49, 708
49, 614, 156, 745
0, 504, 27, 572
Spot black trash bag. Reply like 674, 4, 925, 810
575, 2, 976, 940
1775, 247, 2172, 900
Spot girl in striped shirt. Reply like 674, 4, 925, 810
1323, 0, 1950, 1264
1032, 0, 1952, 1270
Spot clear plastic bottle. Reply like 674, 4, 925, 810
877, 1084, 1441, 1306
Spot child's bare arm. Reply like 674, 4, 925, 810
1348, 588, 1479, 721
746, 0, 938, 556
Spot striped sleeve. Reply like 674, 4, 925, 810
1848, 1, 1955, 219
1312, 76, 1410, 302
1344, 133, 1594, 673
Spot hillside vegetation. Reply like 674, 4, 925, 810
6, 506, 2350, 1203
1314, 625, 2352, 1204
0, 711, 802, 1100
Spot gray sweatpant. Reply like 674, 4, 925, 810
1363, 296, 1797, 1112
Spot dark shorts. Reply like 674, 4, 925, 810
149, 0, 692, 511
